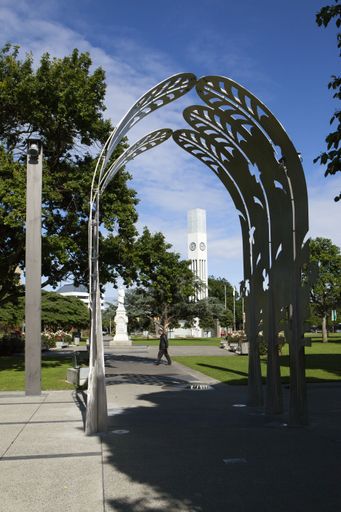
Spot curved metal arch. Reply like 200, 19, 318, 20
173, 126, 269, 281
181, 105, 273, 268
86, 74, 197, 435
174, 76, 310, 421
182, 102, 294, 274
179, 101, 292, 412
196, 75, 308, 253
173, 126, 270, 407
91, 72, 197, 202
88, 73, 197, 290
196, 75, 310, 421
88, 72, 197, 298
87, 72, 310, 433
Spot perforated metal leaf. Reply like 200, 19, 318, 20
100, 128, 173, 193
103, 73, 197, 169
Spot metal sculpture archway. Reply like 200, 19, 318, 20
86, 73, 310, 435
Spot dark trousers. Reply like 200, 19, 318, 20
156, 348, 171, 365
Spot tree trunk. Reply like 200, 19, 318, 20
322, 315, 328, 342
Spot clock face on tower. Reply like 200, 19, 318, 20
199, 242, 206, 251
189, 242, 196, 251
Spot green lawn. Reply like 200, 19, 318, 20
133, 337, 221, 346
0, 355, 74, 391
174, 341, 341, 385
305, 332, 341, 342
1, 340, 340, 391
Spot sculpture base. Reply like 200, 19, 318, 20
110, 337, 132, 347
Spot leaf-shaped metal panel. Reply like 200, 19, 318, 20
103, 73, 197, 169
196, 75, 308, 252
178, 106, 271, 277
100, 128, 173, 193
176, 75, 310, 422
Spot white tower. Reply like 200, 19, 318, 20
187, 208, 208, 300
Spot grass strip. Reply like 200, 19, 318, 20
0, 355, 74, 391
174, 341, 341, 385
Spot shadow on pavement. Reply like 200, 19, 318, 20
99, 381, 341, 512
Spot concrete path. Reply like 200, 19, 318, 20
1, 349, 341, 512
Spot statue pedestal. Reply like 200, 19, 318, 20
110, 303, 132, 346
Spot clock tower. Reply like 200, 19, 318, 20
187, 208, 208, 300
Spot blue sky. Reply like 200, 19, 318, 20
1, 0, 340, 298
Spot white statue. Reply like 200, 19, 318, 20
110, 287, 131, 346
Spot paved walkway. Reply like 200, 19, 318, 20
1, 349, 341, 511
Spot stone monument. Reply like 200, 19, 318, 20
110, 288, 132, 346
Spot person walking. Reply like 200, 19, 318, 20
155, 329, 172, 365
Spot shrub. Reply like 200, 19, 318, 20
225, 331, 246, 344
41, 335, 56, 350
257, 331, 286, 355
41, 330, 72, 349
0, 333, 25, 355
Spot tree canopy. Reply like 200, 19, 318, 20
208, 276, 242, 328
0, 294, 24, 332
314, 1, 341, 201
41, 292, 89, 331
0, 291, 89, 332
130, 227, 199, 332
309, 237, 341, 341
116, 271, 240, 335
0, 44, 139, 306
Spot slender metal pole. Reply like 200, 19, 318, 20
25, 139, 42, 396
242, 297, 245, 331
233, 287, 236, 331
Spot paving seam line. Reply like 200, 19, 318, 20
0, 393, 49, 460
100, 435, 107, 512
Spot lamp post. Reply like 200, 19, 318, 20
233, 286, 236, 331
25, 136, 43, 396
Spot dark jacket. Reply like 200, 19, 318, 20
159, 333, 168, 349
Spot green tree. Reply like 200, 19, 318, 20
195, 296, 232, 332
0, 44, 138, 306
124, 289, 155, 333
310, 237, 341, 341
102, 303, 117, 334
208, 275, 243, 328
0, 148, 25, 306
314, 1, 341, 201
0, 295, 24, 333
0, 290, 90, 333
41, 292, 89, 331
128, 228, 199, 332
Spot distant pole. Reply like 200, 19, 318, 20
25, 136, 43, 396
233, 286, 236, 331
224, 285, 227, 310
242, 296, 245, 331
